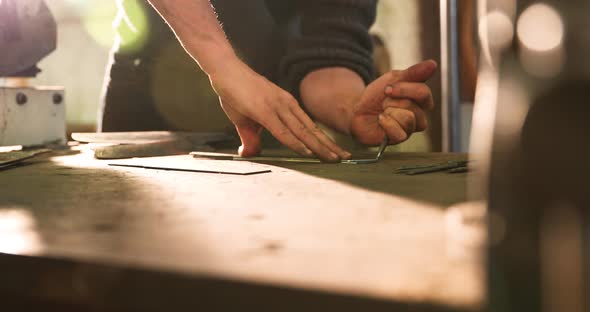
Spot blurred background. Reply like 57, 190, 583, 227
37, 0, 475, 152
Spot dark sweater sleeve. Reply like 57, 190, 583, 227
279, 0, 378, 98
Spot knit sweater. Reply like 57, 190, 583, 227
278, 0, 378, 97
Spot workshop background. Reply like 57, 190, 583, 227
36, 0, 474, 152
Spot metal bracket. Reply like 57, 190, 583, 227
0, 86, 66, 147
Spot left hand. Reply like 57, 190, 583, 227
211, 58, 350, 162
351, 60, 438, 146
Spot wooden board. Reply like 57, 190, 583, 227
0, 149, 51, 172
0, 148, 50, 166
0, 148, 483, 311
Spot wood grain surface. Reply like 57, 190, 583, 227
0, 147, 483, 311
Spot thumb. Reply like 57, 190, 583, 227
397, 60, 438, 83
235, 122, 262, 157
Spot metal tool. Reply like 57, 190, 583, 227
396, 160, 469, 175
191, 135, 389, 164
375, 135, 389, 160
448, 166, 469, 174
72, 131, 235, 159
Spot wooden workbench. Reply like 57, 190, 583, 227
0, 147, 483, 311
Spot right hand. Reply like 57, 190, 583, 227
351, 60, 438, 146
209, 58, 351, 162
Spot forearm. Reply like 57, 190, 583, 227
299, 67, 366, 135
146, 0, 237, 77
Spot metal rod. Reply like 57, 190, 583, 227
191, 136, 389, 165
440, 0, 463, 152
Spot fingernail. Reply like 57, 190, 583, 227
385, 85, 393, 94
378, 114, 386, 121
304, 148, 313, 156
343, 151, 352, 159
330, 152, 339, 160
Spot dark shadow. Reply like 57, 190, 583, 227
0, 161, 34, 172
0, 254, 474, 312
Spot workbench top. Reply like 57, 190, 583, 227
0, 148, 483, 311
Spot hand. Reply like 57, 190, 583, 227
209, 59, 351, 162
351, 60, 438, 146
148, 0, 349, 161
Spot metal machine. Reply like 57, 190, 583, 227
471, 0, 590, 310
0, 0, 65, 147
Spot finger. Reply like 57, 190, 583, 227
261, 115, 315, 158
383, 107, 416, 135
278, 110, 341, 162
384, 82, 435, 111
378, 113, 409, 145
234, 122, 263, 157
287, 104, 352, 160
396, 60, 438, 83
382, 98, 428, 131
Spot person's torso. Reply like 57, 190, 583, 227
109, 0, 297, 132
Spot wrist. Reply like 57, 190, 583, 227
206, 54, 249, 93
202, 48, 241, 79
321, 96, 355, 135
300, 67, 364, 135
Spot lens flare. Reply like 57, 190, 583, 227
115, 0, 150, 52
82, 0, 116, 48
517, 3, 564, 52
516, 3, 566, 78
478, 10, 514, 51
83, 0, 149, 51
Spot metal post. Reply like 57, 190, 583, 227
440, 0, 463, 152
